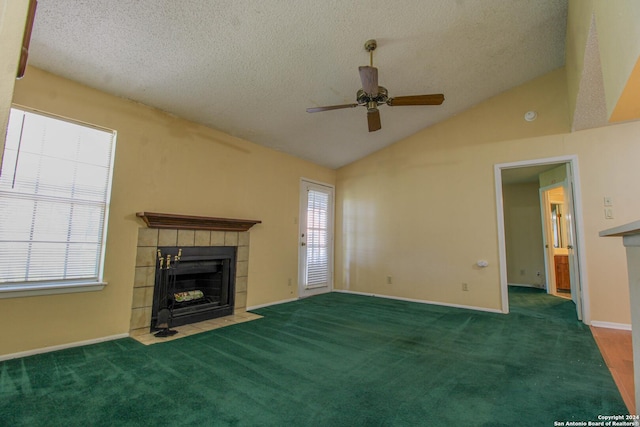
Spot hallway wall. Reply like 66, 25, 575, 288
503, 182, 546, 288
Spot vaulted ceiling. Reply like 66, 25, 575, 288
28, 0, 568, 169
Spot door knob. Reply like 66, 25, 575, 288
567, 245, 573, 249
301, 242, 306, 246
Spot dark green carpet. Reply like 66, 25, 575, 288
0, 288, 627, 426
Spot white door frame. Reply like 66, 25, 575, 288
298, 178, 335, 298
494, 155, 591, 324
562, 163, 584, 319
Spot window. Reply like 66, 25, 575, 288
0, 107, 116, 296
305, 188, 330, 288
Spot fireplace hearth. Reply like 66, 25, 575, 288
151, 246, 236, 332
130, 225, 255, 338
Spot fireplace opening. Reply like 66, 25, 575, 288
151, 246, 236, 332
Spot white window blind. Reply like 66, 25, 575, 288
306, 189, 329, 287
0, 107, 116, 286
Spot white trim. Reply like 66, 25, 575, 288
494, 164, 510, 314
98, 129, 117, 283
0, 333, 129, 362
494, 155, 591, 324
590, 320, 632, 331
11, 103, 116, 133
0, 281, 106, 299
569, 157, 591, 323
299, 177, 336, 190
334, 290, 503, 314
494, 155, 575, 170
246, 298, 298, 311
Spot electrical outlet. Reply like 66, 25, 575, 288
536, 271, 541, 277
462, 283, 468, 291
386, 276, 392, 285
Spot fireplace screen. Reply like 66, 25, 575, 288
151, 246, 236, 333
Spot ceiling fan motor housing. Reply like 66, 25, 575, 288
357, 87, 388, 109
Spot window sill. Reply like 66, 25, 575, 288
0, 281, 106, 299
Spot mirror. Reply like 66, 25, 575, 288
551, 203, 564, 248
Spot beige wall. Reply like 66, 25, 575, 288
503, 183, 545, 287
335, 67, 638, 325
592, 0, 640, 120
566, 0, 640, 123
539, 165, 567, 187
565, 123, 638, 324
0, 0, 29, 166
1, 1, 638, 358
565, 0, 594, 126
0, 67, 335, 356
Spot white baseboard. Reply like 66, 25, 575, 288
247, 297, 298, 311
0, 333, 130, 362
334, 290, 503, 314
590, 320, 632, 331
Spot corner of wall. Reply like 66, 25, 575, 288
0, 0, 30, 167
565, 0, 595, 127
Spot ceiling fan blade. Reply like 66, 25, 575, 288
306, 103, 358, 113
367, 109, 381, 132
387, 94, 445, 106
359, 66, 378, 96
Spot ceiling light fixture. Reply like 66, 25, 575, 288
524, 111, 538, 122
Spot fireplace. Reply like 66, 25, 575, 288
129, 212, 261, 337
151, 246, 236, 332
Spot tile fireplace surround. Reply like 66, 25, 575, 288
129, 227, 251, 337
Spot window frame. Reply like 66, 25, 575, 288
0, 105, 116, 298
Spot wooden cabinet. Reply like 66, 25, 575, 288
554, 255, 570, 291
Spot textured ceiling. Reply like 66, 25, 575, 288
28, 0, 568, 169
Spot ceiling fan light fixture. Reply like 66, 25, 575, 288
305, 39, 445, 131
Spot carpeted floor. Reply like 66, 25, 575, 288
0, 288, 627, 426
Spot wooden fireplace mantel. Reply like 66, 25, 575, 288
136, 212, 261, 232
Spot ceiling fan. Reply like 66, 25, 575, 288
306, 39, 445, 132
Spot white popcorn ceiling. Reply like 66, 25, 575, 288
29, 0, 571, 169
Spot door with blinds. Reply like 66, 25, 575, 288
298, 180, 334, 298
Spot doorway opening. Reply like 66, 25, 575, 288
495, 155, 590, 323
540, 184, 572, 300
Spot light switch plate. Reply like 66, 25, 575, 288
604, 196, 613, 207
605, 208, 614, 219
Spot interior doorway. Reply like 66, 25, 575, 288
495, 155, 590, 323
540, 184, 572, 299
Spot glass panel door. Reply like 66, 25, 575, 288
299, 180, 334, 297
